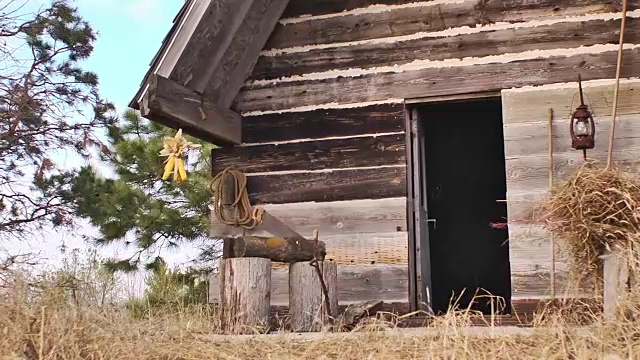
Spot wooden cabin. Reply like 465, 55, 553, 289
129, 0, 640, 315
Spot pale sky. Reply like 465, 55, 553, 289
6, 0, 201, 273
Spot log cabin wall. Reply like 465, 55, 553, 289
209, 0, 640, 305
502, 79, 640, 299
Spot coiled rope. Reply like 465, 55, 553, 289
209, 168, 264, 229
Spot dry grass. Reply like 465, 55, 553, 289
532, 161, 640, 285
7, 160, 640, 358
2, 265, 640, 360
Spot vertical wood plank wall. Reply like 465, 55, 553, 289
209, 0, 640, 305
502, 79, 640, 299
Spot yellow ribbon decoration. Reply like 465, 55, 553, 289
159, 129, 201, 182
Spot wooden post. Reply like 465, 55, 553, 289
289, 261, 338, 332
601, 248, 629, 322
219, 257, 271, 334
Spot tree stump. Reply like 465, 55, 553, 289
289, 261, 338, 332
219, 257, 271, 334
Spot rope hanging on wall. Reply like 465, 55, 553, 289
209, 167, 264, 229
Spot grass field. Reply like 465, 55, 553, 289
1, 282, 639, 359
1, 251, 639, 359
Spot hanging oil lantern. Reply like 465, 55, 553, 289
570, 74, 595, 159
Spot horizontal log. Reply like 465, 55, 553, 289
265, 0, 634, 50
237, 47, 640, 113
505, 147, 640, 194
210, 197, 408, 238
281, 0, 416, 18
140, 74, 241, 145
243, 104, 404, 144
228, 236, 326, 262
502, 79, 640, 124
253, 16, 639, 80
208, 261, 588, 305
209, 264, 410, 306
246, 166, 407, 204
504, 114, 640, 158
212, 133, 405, 174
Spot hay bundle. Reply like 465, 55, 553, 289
537, 161, 640, 281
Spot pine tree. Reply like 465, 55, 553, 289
0, 0, 116, 239
70, 109, 219, 271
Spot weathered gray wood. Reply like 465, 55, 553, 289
504, 115, 640, 159
140, 74, 241, 145
508, 224, 573, 277
211, 133, 405, 174
254, 16, 639, 80
244, 166, 407, 204
265, 0, 634, 49
171, 0, 254, 92
237, 47, 640, 113
209, 259, 582, 305
219, 257, 271, 334
601, 248, 629, 322
505, 143, 640, 194
229, 236, 326, 263
502, 80, 640, 125
210, 197, 407, 238
205, 0, 291, 108
289, 261, 338, 331
209, 264, 409, 306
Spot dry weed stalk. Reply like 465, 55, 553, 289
534, 161, 640, 285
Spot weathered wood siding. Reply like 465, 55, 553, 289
502, 79, 640, 299
210, 105, 409, 304
210, 0, 640, 303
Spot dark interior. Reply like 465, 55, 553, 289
417, 97, 512, 315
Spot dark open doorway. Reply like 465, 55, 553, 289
408, 96, 511, 315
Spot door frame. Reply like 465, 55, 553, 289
404, 91, 502, 312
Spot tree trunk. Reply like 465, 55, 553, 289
289, 261, 338, 332
231, 236, 326, 263
219, 257, 271, 334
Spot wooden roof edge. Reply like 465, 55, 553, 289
128, 0, 291, 143
140, 74, 242, 145
128, 0, 198, 110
